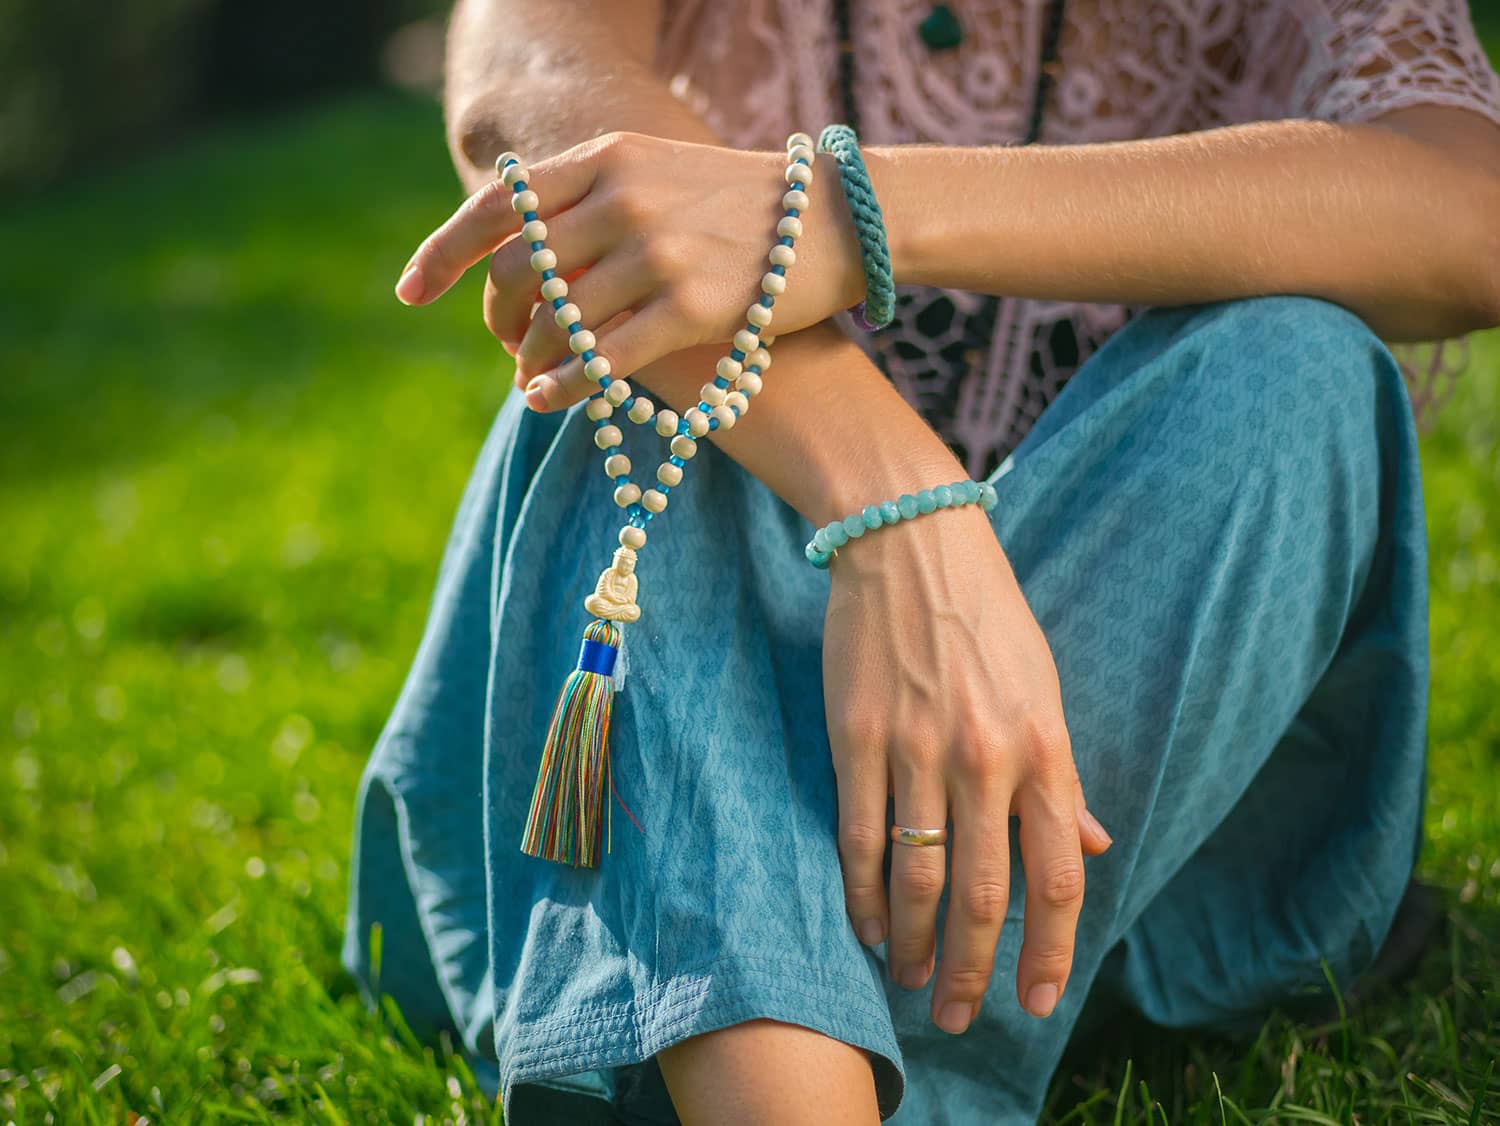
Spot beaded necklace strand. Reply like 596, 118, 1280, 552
510, 136, 817, 868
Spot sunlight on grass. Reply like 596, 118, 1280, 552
1, 91, 1496, 1124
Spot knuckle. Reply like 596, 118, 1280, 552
949, 738, 1005, 782
829, 712, 883, 752
466, 178, 514, 224
955, 878, 1009, 926
894, 862, 945, 901
838, 820, 887, 859
1037, 858, 1085, 908
941, 963, 993, 998
611, 187, 658, 231
638, 232, 690, 282
1024, 938, 1076, 972
1023, 712, 1072, 765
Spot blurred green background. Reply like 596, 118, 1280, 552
1, 6, 1498, 1124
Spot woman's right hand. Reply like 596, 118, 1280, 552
820, 501, 1111, 1036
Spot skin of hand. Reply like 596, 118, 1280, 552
395, 131, 867, 410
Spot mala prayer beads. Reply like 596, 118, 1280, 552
509, 133, 817, 868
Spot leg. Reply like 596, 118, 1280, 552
657, 1019, 880, 1125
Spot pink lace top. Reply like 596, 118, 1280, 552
655, 0, 1500, 475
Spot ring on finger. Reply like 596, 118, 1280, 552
891, 824, 949, 847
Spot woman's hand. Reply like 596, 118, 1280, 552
393, 131, 865, 409
822, 505, 1111, 1036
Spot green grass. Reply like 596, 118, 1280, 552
1, 89, 1498, 1125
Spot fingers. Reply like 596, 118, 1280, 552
886, 749, 948, 992
509, 249, 656, 382
397, 154, 598, 307
521, 304, 678, 413
932, 763, 1012, 1035
1075, 788, 1112, 857
1015, 780, 1086, 1019
830, 729, 891, 951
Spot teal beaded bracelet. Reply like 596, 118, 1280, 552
804, 479, 998, 568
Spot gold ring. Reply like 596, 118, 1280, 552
890, 825, 949, 847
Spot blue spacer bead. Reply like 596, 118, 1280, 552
714, 376, 729, 388
771, 264, 786, 276
730, 348, 745, 361
825, 520, 849, 548
730, 405, 742, 417
569, 321, 583, 334
708, 417, 720, 430
779, 236, 794, 247
551, 296, 566, 309
512, 179, 526, 189
786, 208, 800, 218
669, 455, 684, 467
501, 159, 518, 168
581, 350, 595, 362
879, 500, 901, 525
933, 484, 954, 508
530, 240, 544, 251
659, 483, 673, 494
622, 396, 635, 410
842, 514, 866, 538
523, 211, 538, 222
794, 155, 810, 165
916, 489, 936, 514
677, 418, 691, 433
599, 375, 613, 387
861, 505, 883, 530
897, 493, 919, 519
614, 474, 629, 485
697, 400, 711, 412
541, 269, 556, 280
759, 294, 774, 307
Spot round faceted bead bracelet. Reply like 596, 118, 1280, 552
804, 479, 999, 568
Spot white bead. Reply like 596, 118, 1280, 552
554, 303, 581, 329
495, 151, 522, 172
725, 390, 749, 413
760, 334, 777, 348
655, 409, 679, 437
502, 163, 528, 188
641, 488, 668, 514
511, 190, 539, 214
737, 371, 763, 397
594, 424, 623, 449
620, 526, 646, 549
614, 483, 641, 507
761, 272, 786, 296
569, 329, 596, 355
685, 408, 710, 437
540, 276, 569, 301
671, 434, 697, 459
786, 132, 814, 151
584, 355, 611, 381
604, 454, 632, 477
785, 163, 812, 187
789, 144, 816, 165
733, 328, 759, 354
769, 244, 796, 268
585, 398, 613, 421
603, 379, 631, 406
657, 462, 683, 487
530, 248, 557, 273
521, 219, 547, 242
711, 404, 737, 430
747, 347, 772, 372
777, 216, 803, 239
782, 189, 809, 212
746, 303, 773, 328
699, 382, 727, 407
628, 397, 655, 424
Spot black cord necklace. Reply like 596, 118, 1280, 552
833, 0, 1069, 146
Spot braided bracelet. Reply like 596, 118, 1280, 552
507, 133, 817, 869
816, 124, 895, 331
804, 479, 999, 569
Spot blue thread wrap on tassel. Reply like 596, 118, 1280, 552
577, 636, 619, 677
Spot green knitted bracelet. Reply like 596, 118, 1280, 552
816, 123, 895, 330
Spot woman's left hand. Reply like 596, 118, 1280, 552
393, 131, 865, 410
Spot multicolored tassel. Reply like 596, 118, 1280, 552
520, 618, 620, 867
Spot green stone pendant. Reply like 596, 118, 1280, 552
918, 3, 963, 50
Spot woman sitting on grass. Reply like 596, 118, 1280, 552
344, 1, 1500, 1122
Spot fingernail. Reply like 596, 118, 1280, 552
1081, 805, 1112, 846
858, 919, 884, 946
899, 964, 928, 989
937, 1001, 972, 1035
1025, 983, 1059, 1018
395, 265, 423, 304
524, 375, 552, 411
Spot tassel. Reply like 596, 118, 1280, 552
520, 617, 620, 867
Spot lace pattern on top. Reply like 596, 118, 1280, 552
657, 0, 1500, 477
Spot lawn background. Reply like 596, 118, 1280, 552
2, 31, 1498, 1126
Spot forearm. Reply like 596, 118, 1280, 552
869, 114, 1500, 341
443, 0, 964, 525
